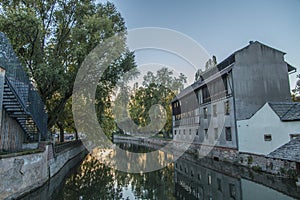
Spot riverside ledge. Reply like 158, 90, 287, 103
0, 140, 87, 200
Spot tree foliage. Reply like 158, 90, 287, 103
128, 68, 187, 135
0, 0, 136, 137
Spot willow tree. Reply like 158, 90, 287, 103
0, 0, 136, 137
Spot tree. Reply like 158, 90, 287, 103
0, 1, 135, 139
128, 67, 187, 136
292, 75, 300, 102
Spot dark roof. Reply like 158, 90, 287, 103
287, 62, 297, 74
172, 41, 296, 102
268, 137, 300, 162
269, 102, 300, 121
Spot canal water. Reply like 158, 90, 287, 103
20, 143, 299, 200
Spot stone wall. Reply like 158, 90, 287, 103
49, 143, 86, 177
19, 148, 87, 200
0, 147, 48, 200
188, 143, 238, 162
239, 152, 297, 178
0, 142, 86, 200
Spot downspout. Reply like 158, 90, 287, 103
228, 69, 239, 151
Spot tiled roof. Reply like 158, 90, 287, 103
267, 137, 300, 162
269, 102, 300, 121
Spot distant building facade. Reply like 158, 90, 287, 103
172, 41, 299, 162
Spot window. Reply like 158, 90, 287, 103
196, 129, 199, 136
205, 129, 208, 139
203, 107, 208, 119
183, 130, 185, 135
229, 184, 236, 198
223, 76, 229, 95
174, 130, 177, 135
214, 128, 218, 140
290, 134, 300, 140
217, 178, 222, 191
198, 173, 201, 180
224, 101, 230, 115
202, 85, 210, 103
208, 174, 212, 185
189, 129, 191, 135
264, 134, 272, 141
225, 127, 232, 141
213, 104, 217, 117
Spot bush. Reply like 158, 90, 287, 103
247, 156, 253, 165
252, 165, 262, 172
287, 169, 298, 180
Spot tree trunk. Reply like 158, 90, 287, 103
47, 94, 71, 129
57, 122, 64, 143
74, 128, 79, 140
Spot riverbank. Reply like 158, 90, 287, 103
0, 140, 87, 200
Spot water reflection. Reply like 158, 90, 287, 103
174, 156, 297, 200
89, 143, 174, 173
20, 144, 299, 199
56, 155, 122, 200
56, 153, 175, 199
175, 158, 241, 199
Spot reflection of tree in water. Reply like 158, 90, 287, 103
58, 153, 176, 199
117, 143, 155, 153
120, 163, 176, 199
57, 154, 122, 200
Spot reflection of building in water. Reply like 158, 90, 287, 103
174, 157, 241, 200
174, 157, 295, 200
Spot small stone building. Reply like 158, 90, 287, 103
268, 136, 300, 176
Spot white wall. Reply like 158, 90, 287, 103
237, 103, 300, 155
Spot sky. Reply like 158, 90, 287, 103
99, 0, 300, 88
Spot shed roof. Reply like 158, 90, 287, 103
269, 102, 300, 121
268, 137, 300, 162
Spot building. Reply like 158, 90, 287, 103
238, 102, 300, 155
172, 41, 298, 162
0, 32, 47, 152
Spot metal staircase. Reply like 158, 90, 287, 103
3, 78, 40, 140
0, 32, 47, 142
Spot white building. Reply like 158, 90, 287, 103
238, 102, 300, 155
